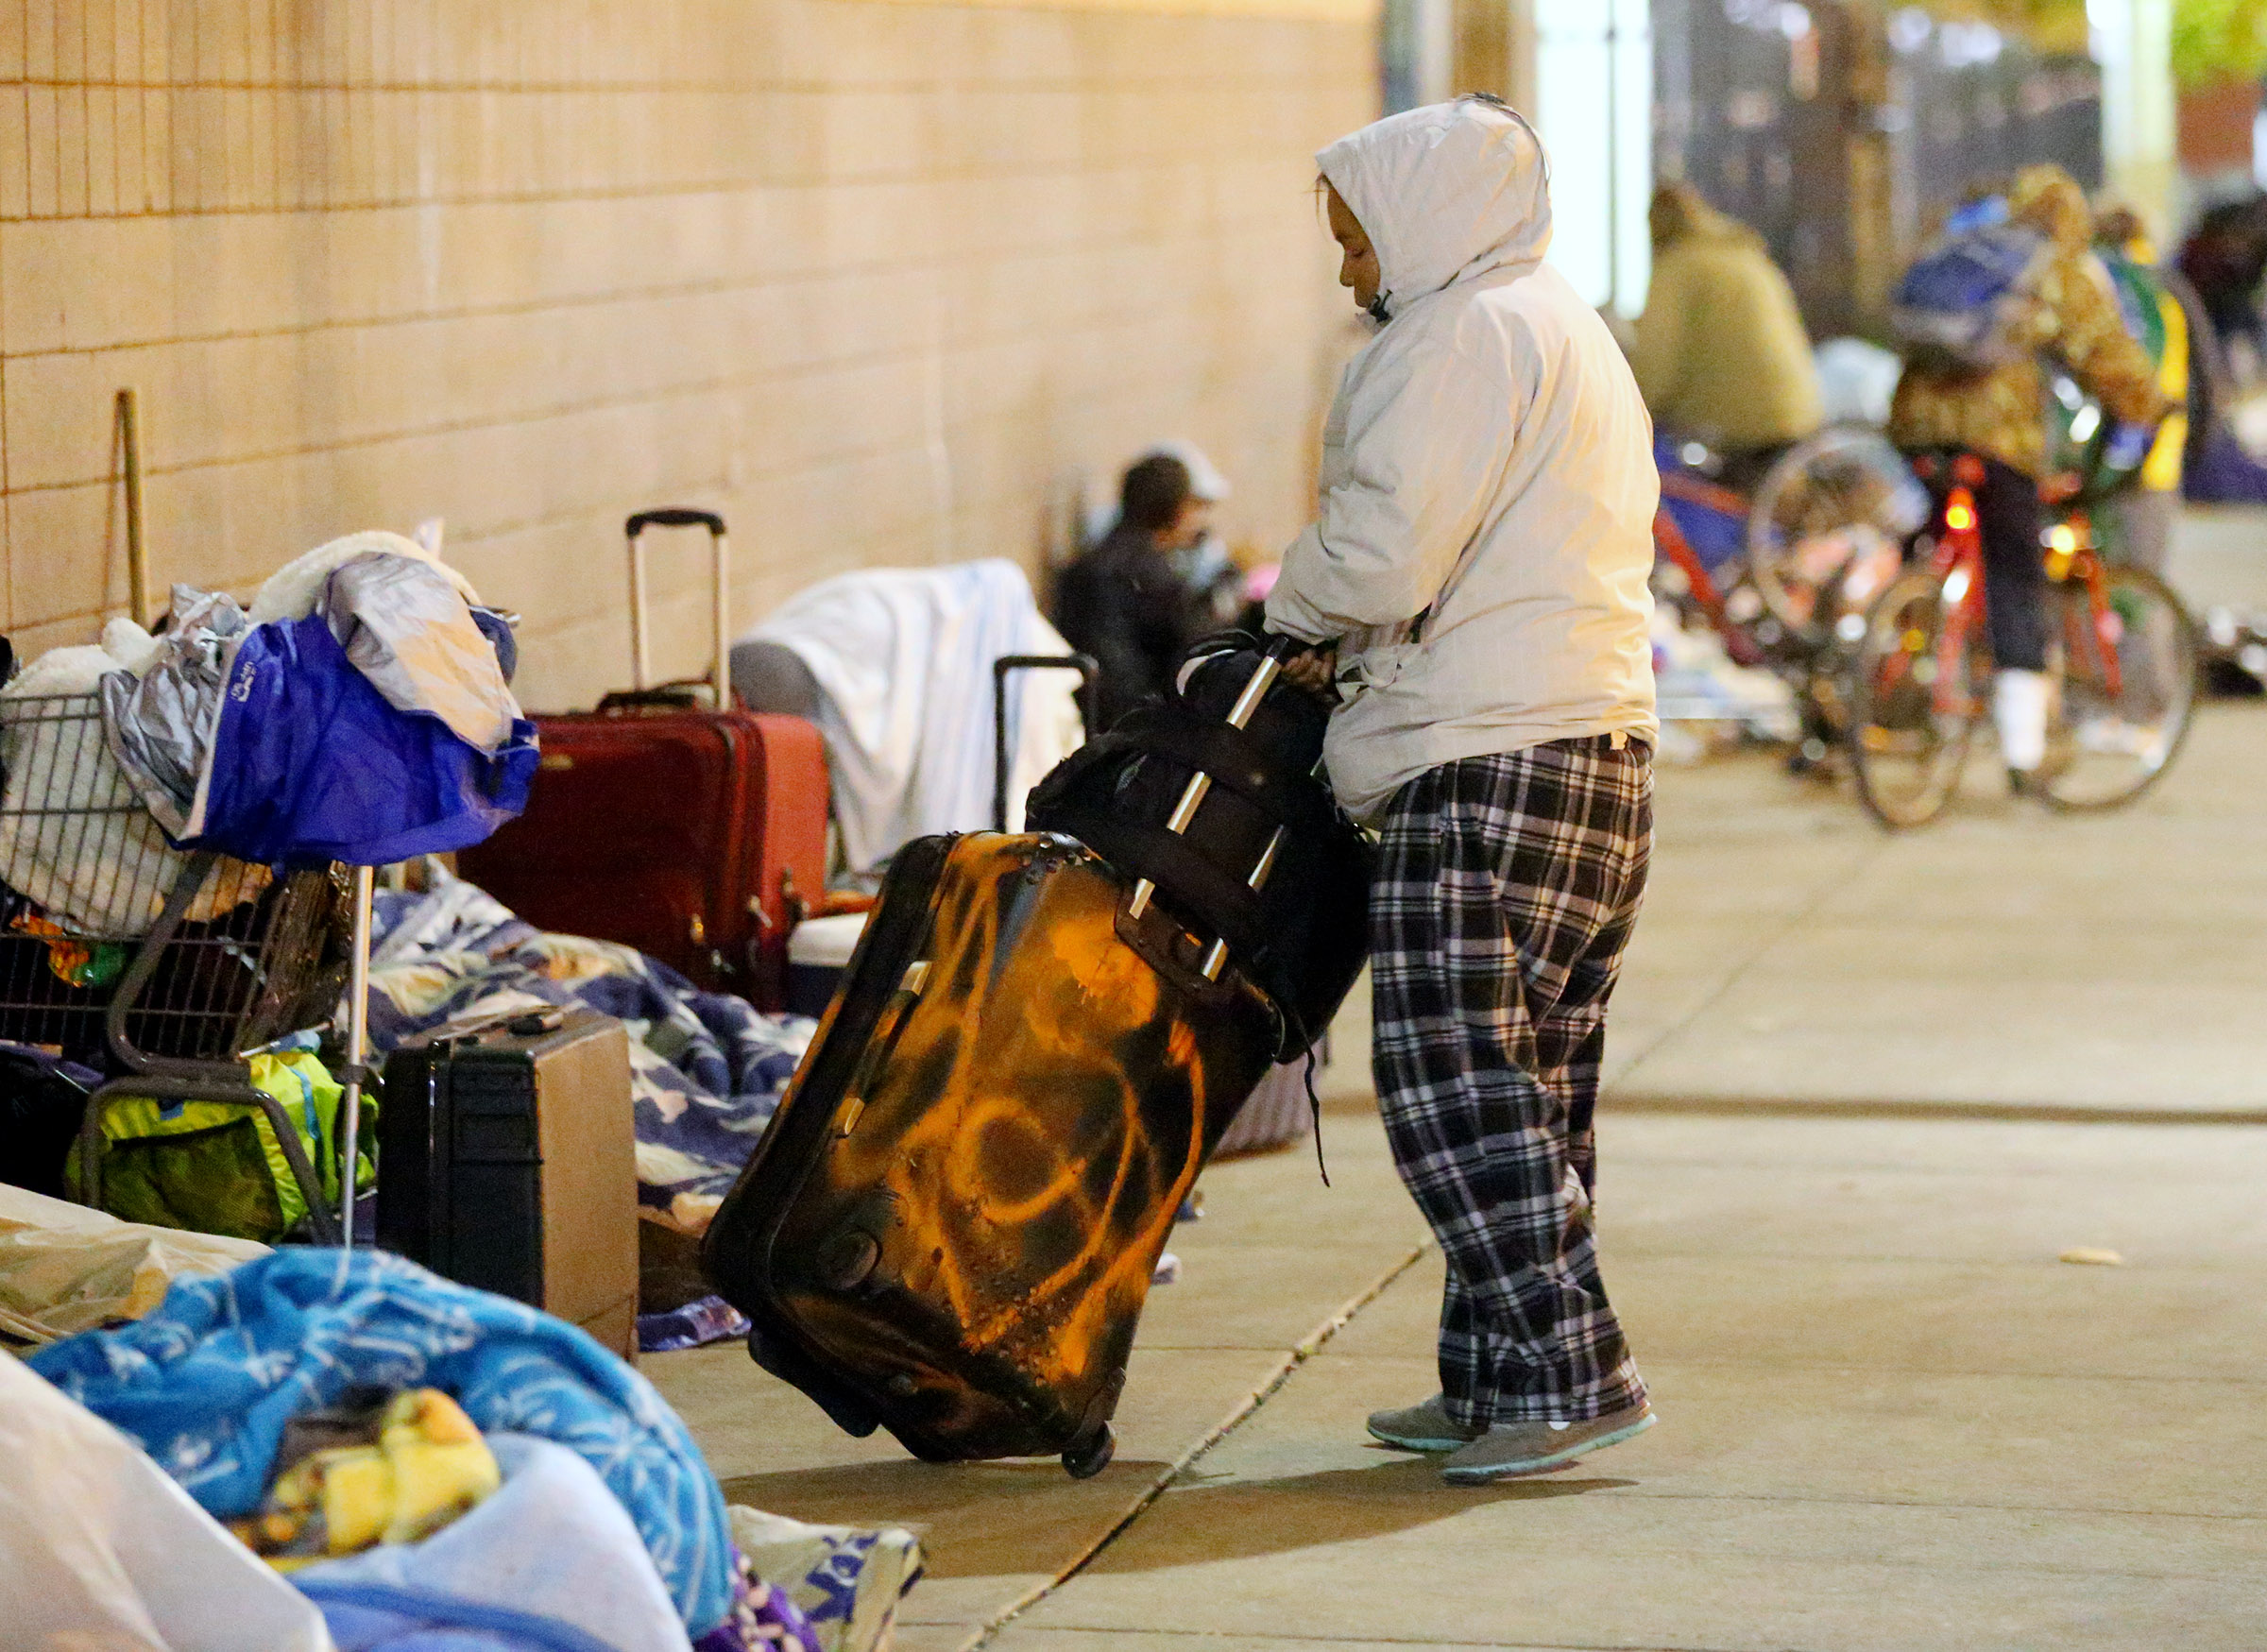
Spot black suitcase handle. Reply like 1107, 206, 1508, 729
992, 654, 1099, 833
625, 507, 725, 537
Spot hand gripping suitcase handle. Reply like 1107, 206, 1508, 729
1126, 636, 1302, 977
624, 508, 731, 707
991, 654, 1099, 832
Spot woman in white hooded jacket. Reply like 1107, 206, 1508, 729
1265, 97, 1661, 1485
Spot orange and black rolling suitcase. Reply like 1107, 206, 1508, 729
703, 640, 1370, 1476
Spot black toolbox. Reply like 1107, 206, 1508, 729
378, 1006, 639, 1357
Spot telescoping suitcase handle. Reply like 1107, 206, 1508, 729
1127, 635, 1302, 983
625, 508, 731, 708
992, 654, 1099, 833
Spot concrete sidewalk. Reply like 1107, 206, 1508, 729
991, 1111, 2267, 1651
651, 1102, 2267, 1651
1604, 702, 2267, 1116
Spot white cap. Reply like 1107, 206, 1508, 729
1140, 440, 1231, 502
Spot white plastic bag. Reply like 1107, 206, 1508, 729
0, 1354, 332, 1652
0, 1183, 266, 1346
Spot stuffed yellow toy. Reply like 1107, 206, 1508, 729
231, 1388, 501, 1565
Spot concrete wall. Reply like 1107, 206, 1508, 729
0, 0, 1373, 709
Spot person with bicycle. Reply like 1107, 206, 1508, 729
1888, 164, 2172, 792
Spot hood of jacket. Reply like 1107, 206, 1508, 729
1317, 98, 1552, 322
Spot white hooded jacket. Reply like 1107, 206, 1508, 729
1265, 100, 1660, 823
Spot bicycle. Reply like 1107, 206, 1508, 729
1846, 452, 2199, 828
1652, 427, 1924, 765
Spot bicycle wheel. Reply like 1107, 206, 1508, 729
2037, 565, 2199, 811
1747, 428, 1932, 641
1848, 568, 1981, 829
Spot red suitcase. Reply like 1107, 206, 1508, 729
458, 510, 828, 1007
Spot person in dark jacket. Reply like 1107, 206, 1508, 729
1052, 453, 1219, 730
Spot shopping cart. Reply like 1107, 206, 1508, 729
0, 690, 352, 1241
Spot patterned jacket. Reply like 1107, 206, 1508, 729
1889, 167, 2171, 480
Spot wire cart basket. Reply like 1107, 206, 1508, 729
0, 690, 353, 1242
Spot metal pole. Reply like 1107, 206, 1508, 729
711, 530, 732, 710
1199, 823, 1285, 981
117, 388, 152, 628
1126, 653, 1283, 922
336, 863, 374, 1249
627, 534, 651, 691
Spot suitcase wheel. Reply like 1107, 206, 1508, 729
1061, 1422, 1116, 1480
815, 1228, 881, 1291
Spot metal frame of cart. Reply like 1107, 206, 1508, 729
0, 690, 376, 1246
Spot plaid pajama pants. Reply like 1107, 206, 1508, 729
1371, 738, 1652, 1427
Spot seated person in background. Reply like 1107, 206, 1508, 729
1632, 181, 1824, 491
1143, 440, 1246, 639
1053, 450, 1236, 730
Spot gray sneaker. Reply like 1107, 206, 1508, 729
1366, 1393, 1483, 1453
1439, 1403, 1656, 1484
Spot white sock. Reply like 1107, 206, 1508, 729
1993, 669, 2049, 772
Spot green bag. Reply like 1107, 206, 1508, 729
72, 1050, 376, 1243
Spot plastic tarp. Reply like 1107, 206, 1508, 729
100, 586, 251, 838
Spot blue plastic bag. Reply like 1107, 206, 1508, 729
186, 614, 538, 867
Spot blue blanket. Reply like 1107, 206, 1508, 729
28, 1249, 735, 1637
366, 876, 812, 1225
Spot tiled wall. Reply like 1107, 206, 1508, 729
0, 1, 1372, 709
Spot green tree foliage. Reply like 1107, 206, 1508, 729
2173, 0, 2267, 89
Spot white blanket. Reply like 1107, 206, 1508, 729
747, 561, 1085, 872
298, 1434, 687, 1652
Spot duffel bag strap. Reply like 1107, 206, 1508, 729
1065, 810, 1270, 961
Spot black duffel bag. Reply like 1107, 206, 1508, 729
1027, 634, 1372, 1061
